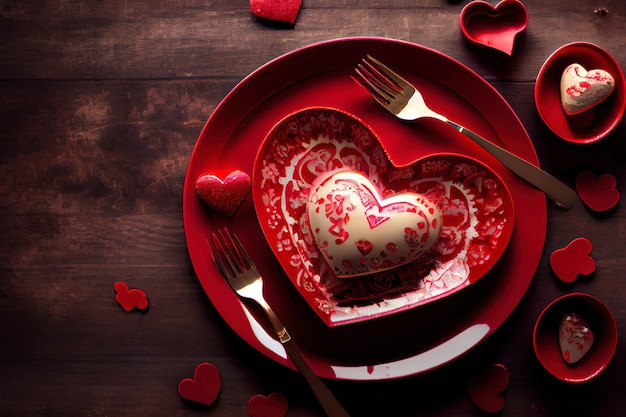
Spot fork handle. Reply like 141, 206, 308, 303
261, 305, 351, 417
447, 121, 579, 209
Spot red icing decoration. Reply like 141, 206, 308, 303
195, 170, 251, 216
114, 281, 148, 312
467, 363, 509, 414
576, 170, 620, 213
248, 393, 288, 417
550, 238, 596, 283
250, 0, 302, 24
177, 363, 222, 407
460, 0, 528, 55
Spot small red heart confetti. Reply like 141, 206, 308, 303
195, 170, 251, 216
114, 281, 149, 312
467, 363, 509, 414
178, 363, 222, 407
550, 238, 596, 283
576, 170, 620, 213
248, 393, 288, 417
250, 0, 302, 24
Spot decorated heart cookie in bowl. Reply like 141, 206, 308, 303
560, 63, 615, 115
535, 42, 626, 144
253, 108, 515, 326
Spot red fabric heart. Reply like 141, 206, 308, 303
576, 170, 620, 213
467, 363, 509, 413
550, 238, 596, 283
248, 393, 288, 417
460, 0, 528, 55
250, 0, 302, 24
177, 363, 221, 407
195, 170, 251, 216
114, 281, 149, 312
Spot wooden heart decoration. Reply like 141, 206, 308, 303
460, 0, 528, 55
550, 238, 596, 283
195, 170, 251, 216
307, 170, 441, 277
114, 281, 149, 312
560, 63, 615, 115
559, 313, 594, 364
576, 170, 620, 213
467, 363, 509, 413
248, 393, 288, 417
177, 363, 222, 407
250, 0, 302, 24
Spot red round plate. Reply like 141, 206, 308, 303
183, 37, 546, 380
253, 107, 515, 326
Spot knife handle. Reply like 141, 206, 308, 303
261, 304, 351, 417
447, 120, 578, 209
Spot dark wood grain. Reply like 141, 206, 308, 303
2, 1, 626, 416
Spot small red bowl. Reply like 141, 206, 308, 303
460, 0, 528, 55
533, 292, 618, 383
535, 42, 626, 144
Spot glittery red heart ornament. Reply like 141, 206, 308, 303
195, 170, 251, 216
250, 0, 302, 24
114, 281, 149, 312
248, 393, 288, 417
177, 363, 222, 407
576, 170, 620, 213
550, 238, 596, 283
467, 363, 509, 414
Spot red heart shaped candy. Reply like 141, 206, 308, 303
114, 281, 149, 312
248, 393, 288, 417
576, 170, 620, 213
195, 170, 251, 216
460, 0, 528, 55
467, 363, 509, 413
177, 363, 222, 407
250, 0, 301, 24
550, 238, 596, 283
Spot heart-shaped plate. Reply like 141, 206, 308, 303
253, 108, 515, 326
460, 0, 528, 55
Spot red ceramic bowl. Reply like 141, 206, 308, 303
535, 42, 626, 144
533, 292, 618, 383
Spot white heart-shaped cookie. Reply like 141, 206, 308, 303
307, 170, 441, 277
560, 63, 615, 115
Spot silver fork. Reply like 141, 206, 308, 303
209, 228, 350, 417
354, 54, 579, 209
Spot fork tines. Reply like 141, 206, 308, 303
210, 228, 249, 277
354, 55, 413, 103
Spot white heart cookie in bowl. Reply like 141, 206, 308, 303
307, 169, 441, 277
560, 63, 615, 115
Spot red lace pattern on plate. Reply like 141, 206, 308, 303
254, 109, 512, 324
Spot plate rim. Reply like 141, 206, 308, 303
183, 36, 547, 380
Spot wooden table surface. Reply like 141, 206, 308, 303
2, 1, 626, 416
